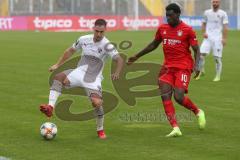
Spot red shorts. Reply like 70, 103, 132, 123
158, 67, 192, 93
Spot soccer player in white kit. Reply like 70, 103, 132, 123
196, 0, 228, 81
39, 19, 124, 139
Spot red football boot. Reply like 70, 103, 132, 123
97, 130, 107, 139
40, 104, 54, 118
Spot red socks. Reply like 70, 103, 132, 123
162, 100, 178, 128
182, 97, 199, 115
162, 97, 199, 127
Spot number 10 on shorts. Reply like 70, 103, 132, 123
181, 74, 188, 82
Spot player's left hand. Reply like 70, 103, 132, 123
111, 72, 120, 80
49, 64, 59, 72
193, 70, 200, 79
222, 38, 226, 46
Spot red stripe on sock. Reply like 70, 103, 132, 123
182, 97, 199, 115
162, 100, 178, 128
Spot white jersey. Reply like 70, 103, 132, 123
203, 9, 228, 39
71, 34, 119, 81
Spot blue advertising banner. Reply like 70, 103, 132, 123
180, 16, 237, 29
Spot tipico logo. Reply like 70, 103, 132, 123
33, 17, 73, 30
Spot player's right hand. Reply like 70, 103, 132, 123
49, 64, 59, 72
127, 56, 138, 65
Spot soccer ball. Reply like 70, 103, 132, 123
40, 122, 57, 140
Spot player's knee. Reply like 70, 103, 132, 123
174, 93, 184, 104
54, 73, 66, 82
62, 78, 70, 86
161, 95, 172, 102
92, 99, 102, 107
91, 96, 102, 107
214, 56, 221, 64
159, 81, 173, 98
159, 88, 172, 97
90, 93, 102, 107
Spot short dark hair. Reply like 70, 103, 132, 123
94, 19, 107, 27
166, 3, 181, 14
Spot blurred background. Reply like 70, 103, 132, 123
0, 0, 238, 16
0, 1, 240, 160
0, 0, 239, 31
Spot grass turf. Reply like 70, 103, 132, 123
0, 30, 239, 160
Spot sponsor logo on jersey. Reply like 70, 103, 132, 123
177, 30, 183, 36
163, 39, 181, 45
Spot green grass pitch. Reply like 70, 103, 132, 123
0, 30, 239, 160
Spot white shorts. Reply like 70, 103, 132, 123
63, 68, 102, 97
200, 38, 223, 57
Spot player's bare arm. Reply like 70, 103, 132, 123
49, 47, 76, 72
192, 45, 201, 78
202, 22, 208, 38
222, 24, 228, 46
127, 39, 161, 65
111, 55, 124, 80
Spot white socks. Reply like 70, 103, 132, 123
199, 55, 205, 73
48, 80, 63, 107
199, 55, 222, 78
48, 90, 61, 107
214, 56, 222, 78
95, 106, 104, 131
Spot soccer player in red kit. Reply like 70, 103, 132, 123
127, 3, 206, 137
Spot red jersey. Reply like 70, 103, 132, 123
155, 21, 198, 70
